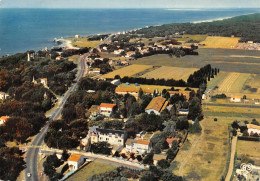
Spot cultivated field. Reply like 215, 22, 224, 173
200, 36, 240, 49
216, 72, 250, 94
66, 161, 117, 181
140, 66, 198, 81
132, 49, 260, 74
118, 83, 198, 92
102, 64, 153, 79
69, 37, 102, 48
173, 115, 238, 181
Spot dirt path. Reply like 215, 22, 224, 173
225, 136, 237, 181
178, 126, 205, 177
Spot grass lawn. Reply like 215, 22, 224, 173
172, 115, 245, 181
102, 64, 153, 79
68, 55, 80, 64
131, 48, 260, 74
66, 161, 117, 181
237, 140, 260, 160
205, 105, 260, 115
69, 37, 102, 48
118, 83, 198, 92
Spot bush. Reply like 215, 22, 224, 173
214, 118, 218, 122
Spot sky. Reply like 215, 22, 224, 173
0, 0, 260, 8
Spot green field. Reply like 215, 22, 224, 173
131, 48, 260, 74
66, 161, 117, 181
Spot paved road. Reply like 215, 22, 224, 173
25, 53, 87, 181
203, 102, 260, 108
25, 35, 113, 181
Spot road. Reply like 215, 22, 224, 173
225, 136, 237, 181
25, 35, 113, 181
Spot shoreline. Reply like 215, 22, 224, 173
1, 12, 259, 57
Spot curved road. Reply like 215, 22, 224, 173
25, 53, 87, 181
25, 34, 113, 181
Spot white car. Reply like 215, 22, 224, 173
27, 173, 31, 177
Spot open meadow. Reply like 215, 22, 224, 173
200, 36, 240, 49
69, 37, 102, 48
173, 115, 240, 181
102, 64, 153, 79
118, 83, 198, 92
140, 66, 197, 81
66, 161, 117, 181
174, 34, 208, 42
131, 48, 260, 74
236, 140, 260, 165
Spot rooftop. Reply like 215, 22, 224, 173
0, 116, 9, 121
153, 154, 167, 161
99, 103, 117, 108
96, 128, 125, 136
145, 96, 168, 113
247, 124, 260, 130
68, 154, 84, 162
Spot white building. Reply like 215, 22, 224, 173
89, 126, 127, 146
0, 92, 9, 100
68, 154, 85, 170
75, 34, 80, 39
111, 79, 121, 86
145, 96, 168, 115
40, 78, 48, 88
230, 96, 242, 103
125, 138, 152, 154
98, 103, 117, 117
0, 116, 9, 126
113, 49, 124, 55
247, 124, 260, 135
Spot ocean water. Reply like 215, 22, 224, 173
0, 8, 259, 56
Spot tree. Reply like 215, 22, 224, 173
91, 142, 111, 155
61, 149, 69, 161
137, 155, 143, 162
143, 152, 154, 165
188, 97, 202, 121
163, 120, 176, 136
161, 170, 183, 181
157, 159, 170, 169
251, 118, 259, 125
190, 120, 202, 134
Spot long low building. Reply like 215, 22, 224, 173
115, 87, 155, 99
145, 96, 168, 115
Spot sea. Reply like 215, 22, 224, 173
0, 8, 259, 57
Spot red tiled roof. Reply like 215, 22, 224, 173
115, 87, 140, 93
68, 154, 83, 162
166, 138, 179, 145
99, 103, 116, 108
247, 124, 260, 130
145, 96, 168, 112
0, 116, 9, 121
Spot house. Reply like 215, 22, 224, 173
114, 49, 124, 55
202, 94, 207, 100
89, 68, 100, 74
166, 138, 180, 148
115, 87, 140, 98
111, 79, 121, 86
153, 154, 167, 166
125, 138, 152, 154
89, 126, 127, 146
125, 51, 135, 58
86, 105, 99, 119
169, 90, 191, 100
230, 96, 242, 103
55, 56, 64, 60
40, 78, 48, 88
119, 60, 130, 66
75, 34, 80, 39
68, 154, 85, 170
0, 116, 9, 125
0, 92, 9, 100
247, 124, 260, 135
145, 96, 168, 115
98, 103, 117, 117
178, 108, 189, 115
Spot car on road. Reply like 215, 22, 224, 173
27, 173, 31, 177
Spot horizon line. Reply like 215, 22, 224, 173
1, 7, 260, 9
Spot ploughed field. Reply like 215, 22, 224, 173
131, 48, 260, 74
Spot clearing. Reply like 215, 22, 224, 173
66, 161, 117, 181
69, 37, 102, 48
102, 64, 153, 79
200, 36, 240, 49
236, 140, 260, 165
173, 115, 245, 181
140, 66, 197, 81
